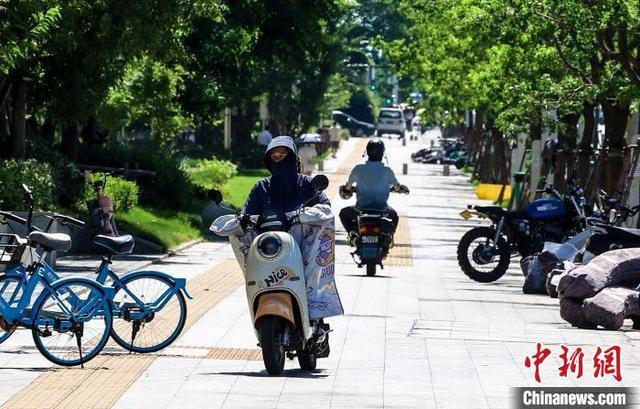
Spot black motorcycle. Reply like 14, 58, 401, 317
457, 182, 589, 282
339, 184, 409, 276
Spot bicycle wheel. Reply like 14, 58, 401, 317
0, 274, 24, 344
110, 273, 187, 353
32, 279, 112, 367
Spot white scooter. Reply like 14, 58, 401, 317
210, 175, 333, 375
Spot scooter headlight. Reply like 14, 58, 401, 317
257, 234, 282, 259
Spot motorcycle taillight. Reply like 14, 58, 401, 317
359, 225, 381, 234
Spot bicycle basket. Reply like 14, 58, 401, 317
0, 234, 26, 268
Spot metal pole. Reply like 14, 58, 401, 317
224, 108, 231, 150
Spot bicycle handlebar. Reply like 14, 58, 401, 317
0, 211, 28, 225
52, 213, 85, 228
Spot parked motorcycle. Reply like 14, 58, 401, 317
457, 182, 588, 282
210, 175, 335, 375
339, 184, 409, 276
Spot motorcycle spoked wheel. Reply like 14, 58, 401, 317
259, 315, 289, 375
457, 226, 511, 283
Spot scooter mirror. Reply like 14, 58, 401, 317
208, 189, 224, 205
311, 175, 329, 191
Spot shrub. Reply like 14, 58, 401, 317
82, 173, 139, 212
182, 157, 238, 190
77, 141, 194, 210
0, 159, 55, 210
26, 134, 86, 208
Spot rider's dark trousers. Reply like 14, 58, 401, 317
339, 206, 399, 235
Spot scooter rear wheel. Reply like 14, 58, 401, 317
259, 315, 287, 375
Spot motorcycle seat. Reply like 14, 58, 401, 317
474, 205, 528, 220
93, 234, 135, 255
598, 225, 640, 242
474, 205, 507, 218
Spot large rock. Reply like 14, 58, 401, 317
558, 248, 640, 300
560, 297, 596, 329
582, 287, 640, 330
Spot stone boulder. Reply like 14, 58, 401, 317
557, 248, 640, 300
582, 287, 640, 330
559, 297, 596, 329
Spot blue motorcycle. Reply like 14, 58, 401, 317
457, 183, 588, 282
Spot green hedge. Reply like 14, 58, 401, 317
78, 141, 194, 210
0, 159, 55, 210
82, 173, 139, 212
182, 157, 238, 191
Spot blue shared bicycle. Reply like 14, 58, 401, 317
0, 185, 192, 360
0, 218, 114, 367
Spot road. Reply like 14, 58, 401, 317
0, 129, 639, 409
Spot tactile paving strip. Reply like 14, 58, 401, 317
385, 213, 413, 266
1, 259, 244, 409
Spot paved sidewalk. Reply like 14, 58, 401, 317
1, 132, 639, 408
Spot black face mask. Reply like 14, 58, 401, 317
268, 152, 298, 207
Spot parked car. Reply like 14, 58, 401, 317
376, 107, 406, 138
331, 110, 376, 137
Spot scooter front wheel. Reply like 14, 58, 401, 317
259, 315, 287, 375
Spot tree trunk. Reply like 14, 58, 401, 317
554, 112, 579, 192
0, 76, 13, 113
81, 116, 101, 145
576, 103, 595, 186
527, 108, 543, 202
231, 103, 258, 153
602, 99, 630, 194
10, 77, 26, 159
61, 121, 79, 161
470, 110, 484, 179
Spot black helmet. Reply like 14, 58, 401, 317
366, 139, 385, 161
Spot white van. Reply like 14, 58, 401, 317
376, 108, 406, 138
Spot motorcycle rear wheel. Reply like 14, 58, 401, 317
259, 315, 287, 376
366, 263, 376, 276
457, 227, 510, 283
297, 351, 317, 370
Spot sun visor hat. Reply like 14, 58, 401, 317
264, 136, 297, 169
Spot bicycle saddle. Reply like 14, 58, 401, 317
28, 231, 72, 252
93, 234, 135, 255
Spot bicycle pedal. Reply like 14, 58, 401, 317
0, 316, 17, 332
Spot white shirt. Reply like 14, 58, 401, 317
329, 126, 341, 142
257, 130, 273, 146
298, 144, 317, 169
347, 161, 399, 210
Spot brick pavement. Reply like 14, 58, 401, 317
1, 133, 639, 409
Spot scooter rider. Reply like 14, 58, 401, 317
211, 136, 341, 374
339, 139, 407, 241
244, 135, 330, 216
